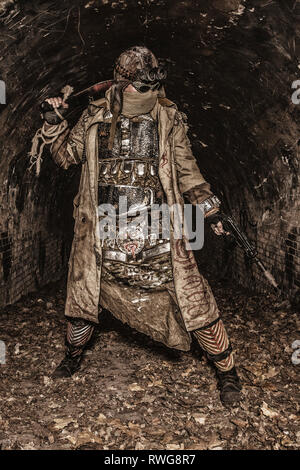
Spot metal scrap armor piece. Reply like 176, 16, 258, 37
198, 195, 221, 215
98, 184, 155, 216
98, 113, 159, 161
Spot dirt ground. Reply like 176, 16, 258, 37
0, 275, 299, 450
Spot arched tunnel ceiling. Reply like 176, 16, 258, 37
0, 0, 299, 226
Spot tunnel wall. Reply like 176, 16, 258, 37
0, 227, 65, 306
0, 137, 74, 307
0, 0, 299, 309
232, 201, 300, 298
191, 0, 300, 301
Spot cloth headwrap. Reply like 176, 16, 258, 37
122, 89, 159, 117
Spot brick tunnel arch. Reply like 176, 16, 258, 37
0, 0, 299, 309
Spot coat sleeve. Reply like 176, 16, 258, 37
49, 109, 88, 170
173, 111, 220, 217
173, 112, 211, 198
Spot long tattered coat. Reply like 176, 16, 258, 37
51, 96, 220, 348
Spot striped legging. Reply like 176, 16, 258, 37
66, 319, 95, 357
65, 316, 234, 371
193, 317, 234, 372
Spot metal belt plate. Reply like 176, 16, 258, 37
98, 184, 155, 216
103, 241, 171, 263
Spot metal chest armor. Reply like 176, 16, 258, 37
98, 113, 161, 215
97, 112, 170, 266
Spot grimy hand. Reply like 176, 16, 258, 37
212, 221, 230, 236
45, 97, 69, 109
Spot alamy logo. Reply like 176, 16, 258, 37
291, 80, 300, 105
97, 199, 205, 251
291, 340, 300, 365
0, 80, 6, 104
0, 340, 6, 364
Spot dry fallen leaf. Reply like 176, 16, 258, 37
186, 441, 207, 450
128, 422, 140, 429
231, 418, 248, 428
43, 376, 52, 386
76, 431, 102, 447
96, 413, 107, 424
147, 379, 163, 388
181, 368, 193, 377
261, 367, 279, 380
129, 383, 144, 391
135, 441, 145, 450
53, 417, 76, 430
166, 443, 182, 450
147, 428, 166, 437
281, 437, 294, 447
243, 364, 264, 377
261, 402, 279, 419
151, 417, 161, 426
192, 413, 206, 425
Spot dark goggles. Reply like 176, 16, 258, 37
132, 80, 161, 93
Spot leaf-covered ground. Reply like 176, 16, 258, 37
0, 276, 299, 450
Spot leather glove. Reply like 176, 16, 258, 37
206, 211, 224, 225
206, 211, 231, 236
40, 100, 68, 125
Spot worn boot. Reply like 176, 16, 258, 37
52, 343, 83, 378
216, 366, 242, 406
